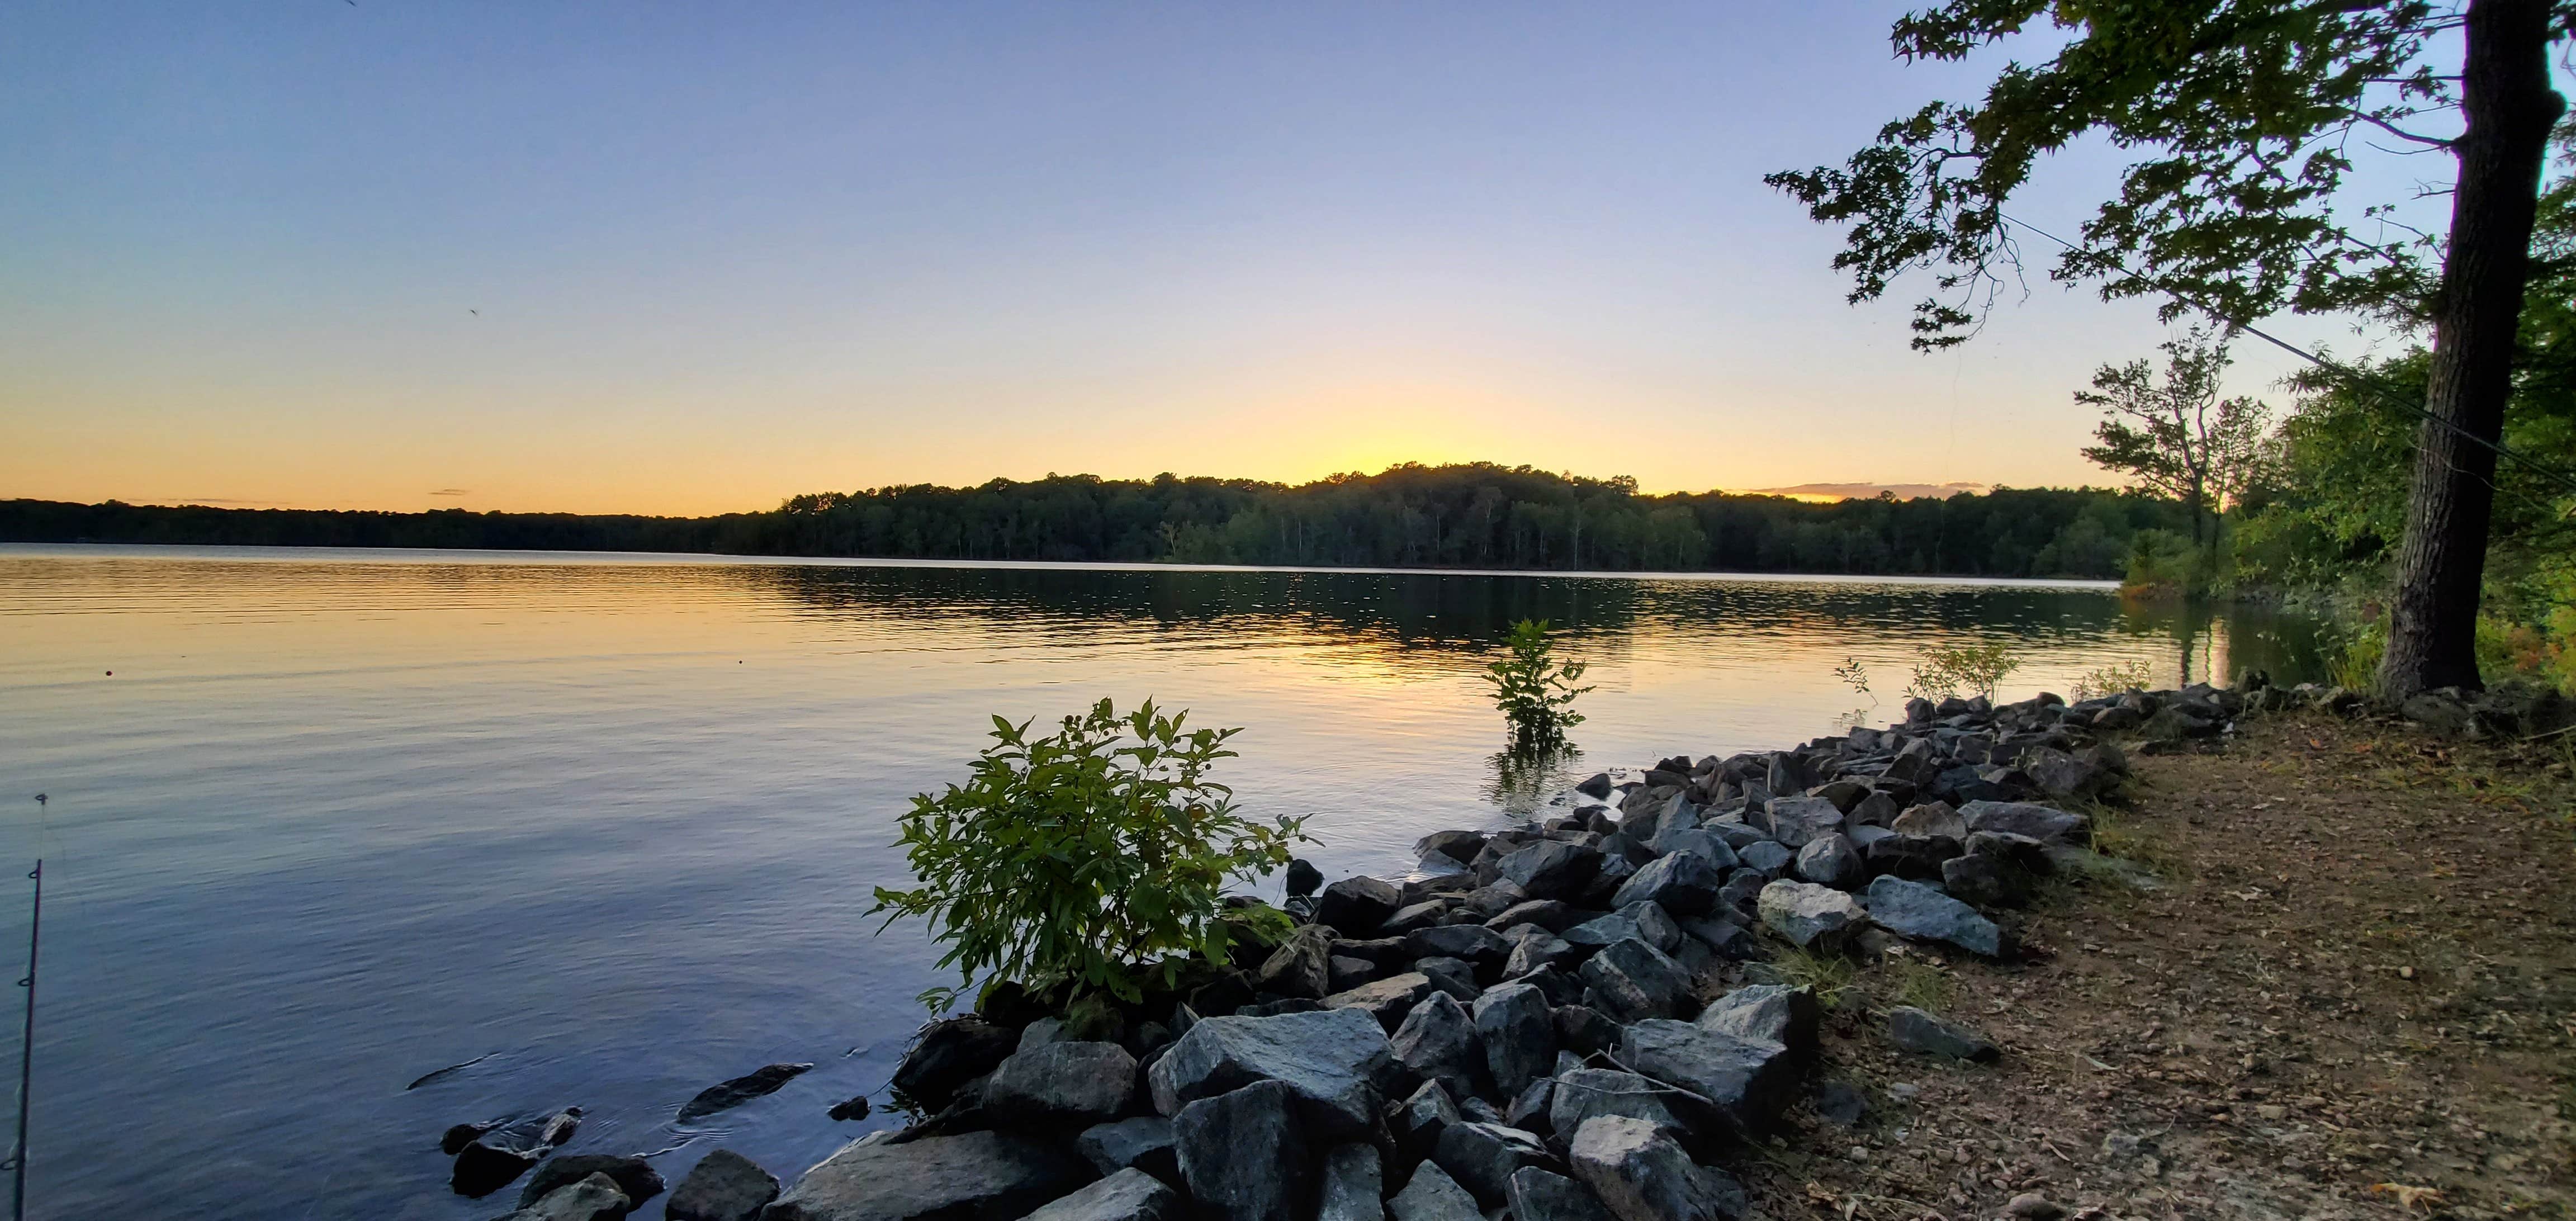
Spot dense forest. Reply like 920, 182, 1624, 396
0, 466, 2191, 579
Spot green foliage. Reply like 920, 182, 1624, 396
1485, 619, 1592, 753
2324, 617, 2389, 691
2122, 528, 2215, 599
1766, 2, 2459, 349
1907, 641, 2020, 701
869, 698, 1307, 1012
2077, 329, 2272, 567
1834, 656, 1873, 697
1754, 945, 1860, 1010
2070, 660, 2154, 701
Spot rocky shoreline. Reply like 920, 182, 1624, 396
453, 675, 2557, 1221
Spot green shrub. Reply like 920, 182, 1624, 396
2070, 660, 2154, 701
1906, 641, 2020, 701
870, 699, 1307, 1012
1485, 619, 1594, 752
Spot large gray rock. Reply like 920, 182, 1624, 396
666, 1149, 778, 1221
1388, 1161, 1483, 1221
1413, 955, 1480, 1002
1694, 985, 1818, 1059
1498, 841, 1603, 900
498, 1172, 628, 1221
1472, 982, 1556, 1099
1077, 1116, 1177, 1181
764, 1130, 1089, 1221
1507, 1167, 1618, 1221
1957, 801, 2089, 843
1863, 877, 2002, 957
1326, 972, 1436, 1031
1420, 830, 1489, 866
1318, 1144, 1386, 1221
1147, 1007, 1395, 1140
1390, 991, 1485, 1101
1611, 854, 1727, 915
1644, 827, 1738, 869
1257, 926, 1335, 998
1319, 875, 1406, 935
1888, 802, 1966, 839
517, 1156, 663, 1213
1864, 832, 1962, 881
1792, 834, 1864, 889
1886, 1006, 2000, 1062
1504, 930, 1582, 977
1392, 1080, 1462, 1157
1756, 880, 1865, 949
1568, 1116, 1748, 1221
1577, 938, 1690, 1022
1734, 840, 1793, 878
984, 1040, 1138, 1123
1407, 924, 1510, 966
1434, 1120, 1557, 1206
1563, 904, 1682, 955
1616, 1020, 1796, 1133
1485, 900, 1581, 933
1175, 1081, 1308, 1221
1024, 1169, 1179, 1221
1761, 797, 1844, 849
1547, 1069, 1680, 1142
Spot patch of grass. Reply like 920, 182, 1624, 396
1880, 956, 1953, 1012
1751, 945, 1860, 1010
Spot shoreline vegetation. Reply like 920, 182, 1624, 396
0, 466, 2191, 581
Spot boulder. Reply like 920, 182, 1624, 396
1938, 853, 2023, 908
1329, 955, 1381, 993
1256, 927, 1335, 999
1712, 871, 1767, 915
1319, 875, 1406, 936
1577, 773, 1616, 799
666, 1149, 779, 1221
1761, 797, 1844, 849
1756, 881, 1865, 949
1675, 916, 1754, 961
1472, 982, 1556, 1098
1845, 792, 1900, 829
1393, 1080, 1462, 1157
1577, 938, 1691, 1023
1568, 1116, 1748, 1221
1318, 1144, 1386, 1221
517, 1155, 664, 1212
1888, 802, 1965, 839
1414, 956, 1480, 1001
1434, 1121, 1557, 1206
1286, 858, 1325, 897
1485, 900, 1581, 933
1147, 1006, 1395, 1140
1507, 1167, 1618, 1221
1547, 1068, 1680, 1140
1694, 985, 1817, 1059
1024, 1169, 1178, 1221
1390, 991, 1486, 1101
2023, 749, 2106, 799
1808, 779, 1870, 812
1643, 828, 1737, 869
896, 1015, 1015, 1113
1019, 1018, 1069, 1050
1563, 904, 1682, 955
1388, 1161, 1483, 1221
452, 1108, 582, 1198
1616, 1020, 1796, 1133
1326, 972, 1436, 1031
1611, 854, 1727, 915
1507, 1076, 1555, 1133
1886, 1006, 2000, 1062
1419, 831, 1488, 867
1554, 1005, 1623, 1057
1504, 930, 1583, 977
984, 1041, 1139, 1124
1381, 902, 1447, 936
1175, 1081, 1308, 1221
1734, 841, 1793, 878
1863, 833, 1960, 881
1957, 801, 2089, 843
1863, 877, 2002, 957
1407, 924, 1509, 966
828, 1095, 873, 1123
1792, 835, 1863, 889
499, 1172, 627, 1221
764, 1130, 1088, 1221
1497, 841, 1603, 901
1077, 1116, 1177, 1182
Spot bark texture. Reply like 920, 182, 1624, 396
2380, 0, 2565, 698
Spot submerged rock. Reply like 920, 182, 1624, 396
679, 1063, 812, 1124
451, 1108, 581, 1198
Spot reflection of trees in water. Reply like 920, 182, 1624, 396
1483, 746, 1589, 822
2115, 598, 2336, 688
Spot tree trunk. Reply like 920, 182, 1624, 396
2379, 0, 2564, 698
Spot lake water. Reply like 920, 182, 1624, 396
0, 545, 2326, 1218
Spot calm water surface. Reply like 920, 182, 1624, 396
0, 546, 2326, 1218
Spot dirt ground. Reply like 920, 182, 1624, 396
1739, 709, 2576, 1221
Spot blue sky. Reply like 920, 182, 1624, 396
1, 3, 2464, 513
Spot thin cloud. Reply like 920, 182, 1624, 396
427, 489, 470, 497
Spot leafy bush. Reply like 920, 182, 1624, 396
1485, 619, 1593, 752
2070, 660, 2154, 701
870, 699, 1306, 1012
1906, 642, 2020, 701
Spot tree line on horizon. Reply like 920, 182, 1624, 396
0, 466, 2193, 580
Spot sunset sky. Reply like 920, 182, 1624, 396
4, 3, 2449, 515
